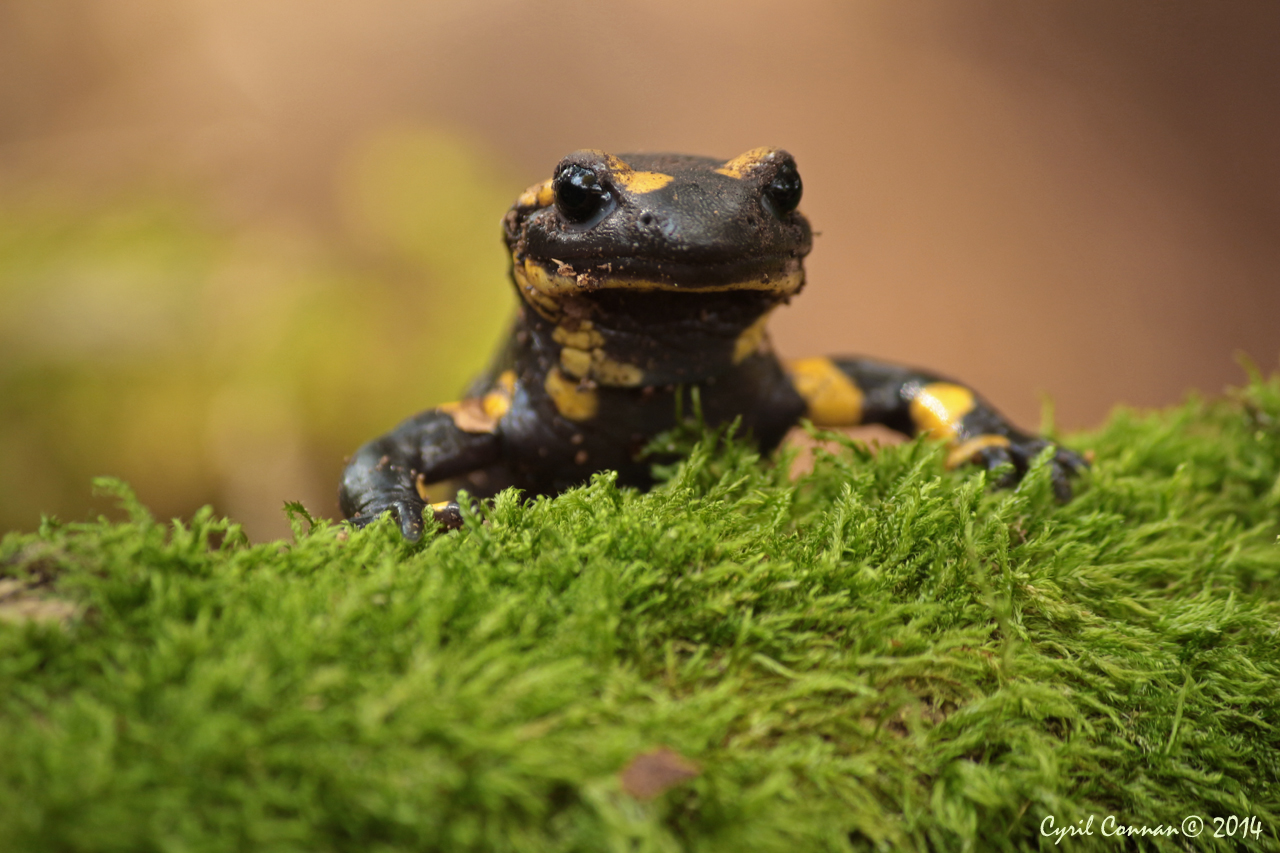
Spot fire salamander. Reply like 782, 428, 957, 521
340, 148, 1086, 539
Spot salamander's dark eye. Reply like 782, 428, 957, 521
763, 160, 803, 216
554, 164, 611, 224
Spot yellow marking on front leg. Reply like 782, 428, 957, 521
441, 368, 519, 433
715, 147, 779, 179
945, 434, 1011, 469
439, 398, 500, 434
480, 369, 517, 420
785, 357, 864, 426
732, 311, 772, 363
544, 367, 599, 421
909, 382, 976, 441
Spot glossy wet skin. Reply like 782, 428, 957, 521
502, 148, 813, 388
339, 147, 1086, 540
506, 148, 812, 294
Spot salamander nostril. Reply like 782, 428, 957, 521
639, 212, 654, 226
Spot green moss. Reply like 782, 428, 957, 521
2, 374, 1279, 852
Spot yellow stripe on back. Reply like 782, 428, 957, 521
786, 357, 864, 426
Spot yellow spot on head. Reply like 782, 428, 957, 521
597, 154, 673, 194
786, 357, 864, 426
732, 311, 772, 363
544, 367, 599, 421
613, 170, 674, 193
715, 147, 779, 179
517, 179, 555, 209
946, 434, 1011, 469
909, 382, 976, 441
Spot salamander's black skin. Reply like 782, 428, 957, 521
340, 147, 1087, 540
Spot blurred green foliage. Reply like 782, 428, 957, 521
0, 126, 518, 540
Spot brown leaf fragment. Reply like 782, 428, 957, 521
438, 398, 499, 434
0, 579, 79, 626
619, 747, 701, 800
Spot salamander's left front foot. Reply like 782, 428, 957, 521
948, 433, 1088, 501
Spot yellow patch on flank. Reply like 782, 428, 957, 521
909, 382, 976, 441
786, 357, 864, 426
715, 147, 778, 179
544, 367, 599, 421
430, 500, 455, 512
732, 312, 772, 363
945, 434, 1011, 469
517, 179, 555, 209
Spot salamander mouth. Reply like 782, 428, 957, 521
513, 253, 805, 296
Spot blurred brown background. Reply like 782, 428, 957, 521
2, 1, 1278, 540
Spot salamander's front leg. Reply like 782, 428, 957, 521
784, 356, 1087, 499
339, 406, 502, 541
